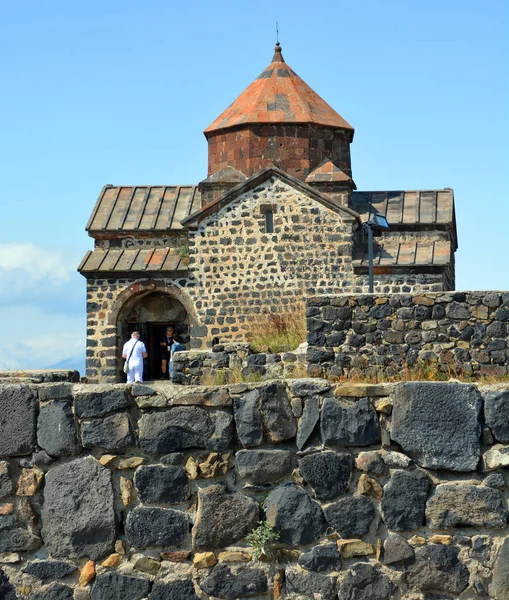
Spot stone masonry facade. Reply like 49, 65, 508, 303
1, 379, 509, 599
307, 291, 509, 380
84, 177, 357, 382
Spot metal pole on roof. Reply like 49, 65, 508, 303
367, 224, 374, 293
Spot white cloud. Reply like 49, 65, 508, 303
0, 243, 72, 283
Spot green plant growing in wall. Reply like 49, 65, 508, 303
246, 521, 280, 561
175, 244, 190, 263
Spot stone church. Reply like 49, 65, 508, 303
79, 43, 458, 382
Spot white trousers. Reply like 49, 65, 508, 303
127, 364, 143, 383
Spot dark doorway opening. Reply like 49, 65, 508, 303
116, 291, 190, 382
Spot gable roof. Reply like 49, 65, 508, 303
78, 247, 187, 275
181, 167, 361, 227
86, 185, 201, 234
204, 44, 354, 136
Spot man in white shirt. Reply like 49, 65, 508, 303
122, 331, 148, 383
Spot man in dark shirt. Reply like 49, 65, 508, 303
159, 326, 174, 379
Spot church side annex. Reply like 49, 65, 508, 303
79, 44, 458, 382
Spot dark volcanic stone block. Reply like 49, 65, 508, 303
383, 533, 415, 565
30, 583, 74, 600
41, 457, 115, 560
74, 386, 129, 418
37, 401, 81, 457
139, 406, 233, 453
81, 412, 135, 452
323, 495, 374, 538
0, 462, 12, 499
485, 390, 509, 442
321, 397, 380, 446
298, 451, 352, 501
200, 564, 267, 600
298, 542, 341, 572
296, 396, 320, 450
407, 544, 469, 594
391, 382, 482, 471
125, 507, 188, 548
0, 385, 37, 456
381, 469, 430, 532
285, 568, 337, 600
489, 536, 509, 599
134, 465, 189, 504
265, 483, 325, 546
0, 568, 16, 600
338, 563, 396, 600
0, 514, 41, 552
91, 572, 151, 600
24, 560, 77, 580
259, 382, 297, 442
150, 579, 200, 600
426, 484, 508, 529
233, 390, 263, 447
192, 484, 259, 550
236, 449, 292, 485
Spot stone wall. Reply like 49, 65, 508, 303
307, 291, 509, 380
1, 379, 509, 599
171, 343, 306, 385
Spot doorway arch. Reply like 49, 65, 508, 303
112, 281, 198, 382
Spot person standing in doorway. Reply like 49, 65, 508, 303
169, 336, 186, 379
122, 331, 148, 383
159, 326, 175, 379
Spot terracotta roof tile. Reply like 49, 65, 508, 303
205, 44, 353, 134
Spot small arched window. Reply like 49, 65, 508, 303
264, 210, 274, 234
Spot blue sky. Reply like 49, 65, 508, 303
0, 0, 507, 370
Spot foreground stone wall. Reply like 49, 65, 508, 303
307, 291, 509, 379
1, 379, 509, 599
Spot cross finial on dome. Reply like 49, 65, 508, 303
272, 42, 285, 63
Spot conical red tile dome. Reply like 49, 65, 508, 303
205, 43, 353, 134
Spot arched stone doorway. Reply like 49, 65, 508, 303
115, 289, 192, 381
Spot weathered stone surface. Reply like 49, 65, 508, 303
298, 542, 341, 572
337, 539, 374, 558
200, 564, 267, 599
125, 507, 188, 548
24, 559, 77, 580
150, 579, 200, 600
259, 382, 297, 442
233, 390, 263, 447
41, 457, 115, 560
357, 474, 383, 500
483, 444, 509, 470
485, 390, 509, 442
0, 515, 40, 552
381, 450, 412, 468
391, 383, 482, 471
296, 396, 320, 450
323, 495, 374, 538
134, 465, 189, 504
193, 551, 217, 568
30, 583, 74, 600
79, 559, 96, 586
285, 568, 337, 600
91, 572, 151, 600
192, 484, 259, 550
81, 412, 135, 452
321, 397, 380, 446
484, 471, 505, 489
16, 467, 44, 496
0, 463, 12, 499
489, 536, 509, 600
289, 378, 331, 397
384, 533, 414, 565
37, 401, 81, 457
236, 449, 292, 485
338, 563, 396, 600
0, 568, 16, 600
265, 483, 325, 546
73, 386, 129, 418
0, 385, 37, 456
355, 451, 386, 475
298, 451, 352, 501
381, 470, 430, 532
426, 484, 508, 529
233, 384, 296, 447
139, 406, 233, 453
407, 544, 469, 594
